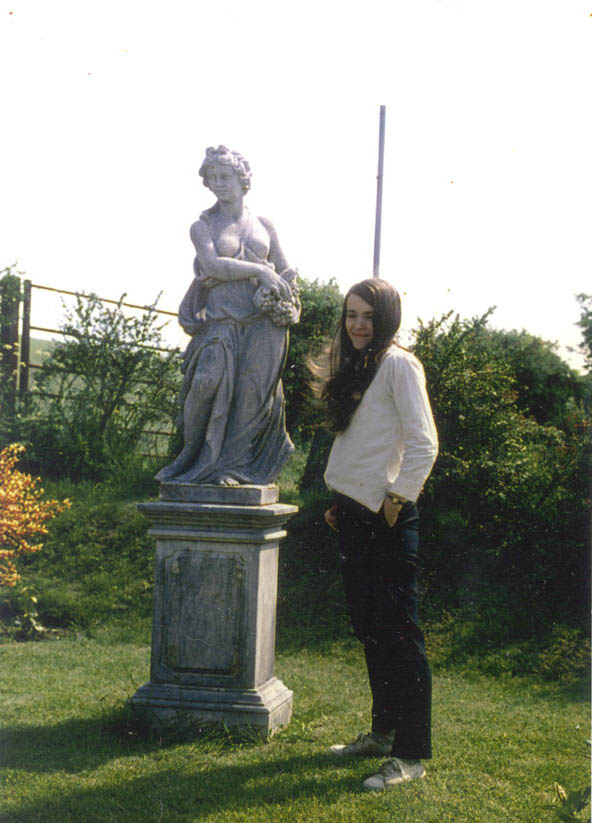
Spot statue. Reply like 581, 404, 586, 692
156, 146, 300, 486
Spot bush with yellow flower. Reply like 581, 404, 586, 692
0, 444, 70, 588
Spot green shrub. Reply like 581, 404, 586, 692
538, 625, 591, 687
5, 498, 157, 634
414, 310, 591, 640
424, 608, 591, 684
3, 291, 181, 483
283, 276, 342, 440
546, 781, 591, 822
277, 440, 310, 504
0, 583, 48, 640
35, 583, 90, 629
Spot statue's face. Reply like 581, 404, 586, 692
205, 162, 243, 203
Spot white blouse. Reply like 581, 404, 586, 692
324, 345, 438, 512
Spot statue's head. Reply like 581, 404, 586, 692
199, 146, 252, 194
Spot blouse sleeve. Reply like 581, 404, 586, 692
387, 354, 438, 502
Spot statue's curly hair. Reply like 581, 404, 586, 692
198, 145, 252, 194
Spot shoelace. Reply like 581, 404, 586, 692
378, 758, 403, 777
343, 732, 375, 751
350, 733, 371, 746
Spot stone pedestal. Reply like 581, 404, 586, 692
129, 483, 297, 738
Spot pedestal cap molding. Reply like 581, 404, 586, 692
138, 500, 297, 544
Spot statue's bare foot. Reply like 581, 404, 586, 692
217, 474, 240, 486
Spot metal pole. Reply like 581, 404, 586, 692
373, 105, 386, 278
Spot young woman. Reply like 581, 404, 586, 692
320, 278, 438, 792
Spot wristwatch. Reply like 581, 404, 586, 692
386, 492, 407, 506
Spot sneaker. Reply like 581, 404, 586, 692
329, 731, 394, 757
362, 757, 426, 790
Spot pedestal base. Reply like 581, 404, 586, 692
130, 676, 292, 739
129, 484, 296, 740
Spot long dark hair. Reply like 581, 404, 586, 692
319, 279, 402, 433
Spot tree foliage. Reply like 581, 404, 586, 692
477, 327, 585, 426
3, 293, 182, 482
576, 293, 592, 373
413, 310, 591, 630
283, 276, 342, 439
0, 267, 21, 414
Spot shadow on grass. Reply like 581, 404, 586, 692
4, 698, 306, 777
4, 747, 368, 821
1, 712, 167, 774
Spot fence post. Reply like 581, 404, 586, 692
19, 280, 32, 400
0, 272, 20, 414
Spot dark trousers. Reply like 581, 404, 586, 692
336, 494, 432, 760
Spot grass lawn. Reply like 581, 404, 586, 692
1, 631, 589, 823
0, 459, 589, 822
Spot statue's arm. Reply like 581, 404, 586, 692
190, 219, 273, 284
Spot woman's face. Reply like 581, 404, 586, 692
345, 293, 374, 350
205, 162, 243, 203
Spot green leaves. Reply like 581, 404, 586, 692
576, 293, 592, 373
283, 276, 342, 439
10, 292, 182, 482
413, 309, 591, 645
546, 783, 591, 822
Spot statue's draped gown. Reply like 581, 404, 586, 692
156, 208, 294, 485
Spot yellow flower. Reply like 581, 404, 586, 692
0, 445, 70, 587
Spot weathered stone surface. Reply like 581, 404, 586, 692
130, 485, 297, 738
154, 145, 300, 487
159, 482, 279, 506
139, 500, 294, 538
131, 677, 293, 739
162, 550, 243, 675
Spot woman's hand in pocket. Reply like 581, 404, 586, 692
383, 496, 403, 527
324, 504, 339, 532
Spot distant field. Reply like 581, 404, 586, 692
20, 337, 58, 391
29, 336, 57, 364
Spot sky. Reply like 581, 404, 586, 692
1, 0, 591, 368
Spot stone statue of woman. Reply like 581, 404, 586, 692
156, 145, 300, 486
